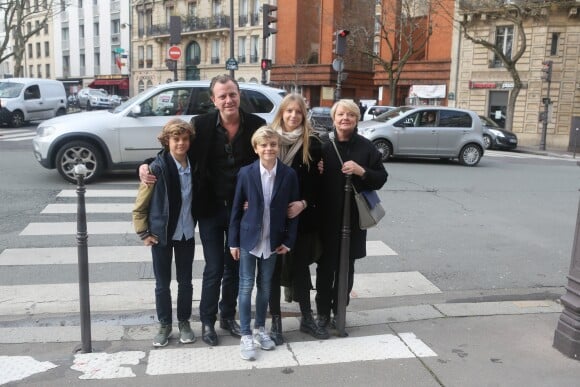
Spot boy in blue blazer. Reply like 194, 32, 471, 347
229, 126, 299, 361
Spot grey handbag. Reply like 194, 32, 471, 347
330, 139, 385, 229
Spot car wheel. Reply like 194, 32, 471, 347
483, 134, 492, 150
10, 110, 25, 127
458, 144, 482, 167
373, 139, 392, 162
55, 141, 104, 184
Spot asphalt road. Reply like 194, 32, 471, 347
1, 135, 579, 299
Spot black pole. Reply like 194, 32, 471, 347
539, 78, 551, 150
553, 196, 580, 359
335, 174, 352, 337
75, 164, 92, 353
229, 0, 235, 79
173, 60, 178, 82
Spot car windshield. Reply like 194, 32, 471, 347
480, 115, 500, 128
0, 82, 24, 98
112, 94, 141, 113
372, 106, 413, 122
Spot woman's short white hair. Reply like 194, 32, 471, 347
330, 99, 361, 121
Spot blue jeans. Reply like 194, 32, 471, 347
198, 205, 239, 325
151, 238, 195, 325
238, 249, 278, 336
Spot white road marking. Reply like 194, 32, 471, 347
41, 203, 135, 214
0, 272, 437, 316
72, 351, 145, 379
145, 333, 436, 375
20, 221, 134, 235
0, 356, 57, 385
57, 189, 138, 197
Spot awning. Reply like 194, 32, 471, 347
88, 78, 129, 89
409, 84, 446, 99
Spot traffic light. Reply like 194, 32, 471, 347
261, 59, 272, 71
333, 29, 350, 56
262, 4, 277, 38
541, 60, 553, 82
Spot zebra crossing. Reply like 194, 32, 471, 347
0, 128, 36, 142
0, 180, 442, 382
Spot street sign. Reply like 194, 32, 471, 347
226, 57, 238, 71
332, 58, 344, 72
167, 46, 182, 60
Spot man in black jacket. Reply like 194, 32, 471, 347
140, 74, 265, 346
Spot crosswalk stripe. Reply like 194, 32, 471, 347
41, 203, 135, 213
0, 241, 396, 266
2, 135, 36, 142
0, 272, 439, 316
57, 189, 138, 197
20, 221, 134, 235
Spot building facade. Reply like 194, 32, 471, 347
454, 0, 580, 150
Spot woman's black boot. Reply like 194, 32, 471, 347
301, 311, 330, 339
270, 315, 284, 345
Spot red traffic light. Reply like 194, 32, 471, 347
338, 29, 350, 37
261, 59, 272, 70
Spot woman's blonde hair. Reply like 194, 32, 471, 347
271, 93, 314, 165
251, 125, 280, 148
157, 118, 195, 150
330, 99, 361, 122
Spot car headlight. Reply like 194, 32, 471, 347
489, 129, 504, 137
358, 127, 375, 135
37, 126, 56, 137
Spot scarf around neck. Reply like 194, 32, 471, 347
276, 127, 303, 166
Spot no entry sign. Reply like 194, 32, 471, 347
168, 46, 182, 60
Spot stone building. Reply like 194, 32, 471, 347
453, 0, 580, 150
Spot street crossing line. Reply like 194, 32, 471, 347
57, 189, 138, 197
20, 221, 134, 235
41, 203, 135, 213
0, 240, 396, 265
0, 272, 439, 316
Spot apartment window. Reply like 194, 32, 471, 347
44, 41, 49, 57
111, 19, 120, 34
60, 0, 65, 11
138, 46, 144, 68
211, 39, 220, 64
492, 26, 513, 67
80, 24, 85, 39
45, 64, 50, 78
146, 45, 153, 68
186, 41, 201, 65
27, 22, 32, 35
62, 27, 69, 41
250, 35, 259, 63
238, 36, 246, 63
36, 42, 41, 58
239, 0, 248, 26
166, 7, 174, 25
44, 24, 48, 34
80, 53, 85, 75
550, 32, 560, 56
63, 55, 70, 76
37, 64, 42, 78
34, 0, 39, 11
94, 52, 100, 73
29, 65, 34, 77
35, 20, 40, 36
188, 2, 197, 17
93, 22, 99, 37
28, 43, 33, 59
212, 0, 221, 16
78, 0, 83, 8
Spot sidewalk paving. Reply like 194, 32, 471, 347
1, 300, 579, 386
513, 145, 579, 160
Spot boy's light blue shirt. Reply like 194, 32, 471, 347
171, 155, 195, 241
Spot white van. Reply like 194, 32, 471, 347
0, 78, 67, 127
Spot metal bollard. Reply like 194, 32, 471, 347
74, 163, 92, 353
335, 174, 352, 337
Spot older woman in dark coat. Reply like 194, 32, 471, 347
315, 99, 388, 330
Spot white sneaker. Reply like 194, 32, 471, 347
240, 335, 256, 361
253, 327, 275, 350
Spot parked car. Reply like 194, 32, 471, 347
308, 106, 333, 131
0, 78, 67, 127
358, 106, 485, 166
363, 105, 395, 121
77, 88, 111, 110
33, 81, 286, 183
479, 115, 518, 150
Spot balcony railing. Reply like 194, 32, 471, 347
250, 54, 258, 63
211, 56, 220, 64
238, 14, 248, 27
237, 55, 246, 64
161, 15, 231, 36
250, 13, 259, 26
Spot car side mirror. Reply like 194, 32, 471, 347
128, 105, 141, 117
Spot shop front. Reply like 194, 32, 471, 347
88, 76, 130, 98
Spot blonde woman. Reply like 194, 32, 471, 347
268, 94, 329, 342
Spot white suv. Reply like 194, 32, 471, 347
33, 81, 286, 183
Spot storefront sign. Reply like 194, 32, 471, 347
469, 81, 497, 89
501, 82, 514, 89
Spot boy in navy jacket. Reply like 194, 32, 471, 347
229, 126, 299, 361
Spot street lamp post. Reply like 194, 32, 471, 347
121, 22, 132, 97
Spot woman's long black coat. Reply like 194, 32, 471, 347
320, 130, 388, 263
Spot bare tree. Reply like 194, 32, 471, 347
0, 0, 55, 76
458, 0, 574, 132
349, 0, 448, 104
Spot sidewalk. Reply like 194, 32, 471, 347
513, 145, 579, 160
1, 300, 579, 386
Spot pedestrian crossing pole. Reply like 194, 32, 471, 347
336, 174, 352, 337
74, 163, 92, 353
